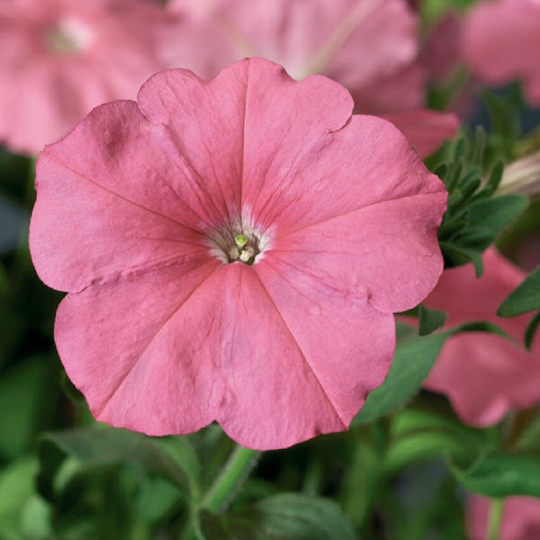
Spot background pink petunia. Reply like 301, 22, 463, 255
461, 0, 540, 107
0, 0, 171, 155
467, 495, 540, 540
167, 0, 459, 158
423, 248, 540, 427
30, 58, 447, 450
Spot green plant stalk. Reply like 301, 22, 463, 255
201, 444, 260, 513
487, 498, 504, 540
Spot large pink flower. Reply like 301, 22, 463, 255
424, 248, 540, 427
30, 59, 447, 450
461, 0, 540, 107
0, 0, 171, 156
167, 0, 459, 158
468, 495, 540, 540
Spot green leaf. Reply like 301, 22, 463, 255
386, 431, 469, 474
386, 407, 494, 474
513, 415, 540, 453
451, 453, 540, 497
440, 242, 484, 277
466, 194, 529, 249
498, 265, 540, 317
418, 305, 447, 336
0, 457, 41, 538
0, 356, 61, 460
38, 427, 198, 502
353, 332, 448, 426
483, 161, 504, 196
525, 312, 540, 350
200, 494, 355, 540
353, 322, 510, 426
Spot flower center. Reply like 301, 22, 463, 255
45, 19, 93, 55
207, 221, 270, 266
228, 234, 259, 265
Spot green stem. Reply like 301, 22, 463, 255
487, 498, 504, 540
201, 445, 260, 513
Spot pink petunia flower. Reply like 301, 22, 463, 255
30, 59, 447, 450
166, 0, 459, 158
467, 495, 540, 540
461, 0, 540, 107
424, 248, 540, 427
0, 0, 171, 156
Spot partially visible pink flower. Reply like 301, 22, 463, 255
167, 0, 459, 158
30, 58, 447, 450
461, 0, 540, 107
468, 495, 540, 540
422, 12, 462, 83
424, 248, 540, 427
0, 0, 171, 155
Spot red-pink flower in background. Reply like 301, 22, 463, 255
0, 0, 170, 155
461, 0, 540, 107
30, 59, 447, 450
422, 12, 462, 84
167, 0, 459, 158
424, 248, 540, 427
468, 495, 540, 540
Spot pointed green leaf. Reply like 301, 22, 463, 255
418, 305, 447, 336
353, 322, 510, 426
467, 194, 529, 249
451, 453, 540, 497
525, 312, 540, 350
498, 265, 540, 317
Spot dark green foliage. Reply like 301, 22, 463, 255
433, 128, 528, 275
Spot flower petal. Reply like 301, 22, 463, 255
138, 58, 355, 231
171, 0, 419, 103
425, 333, 540, 426
424, 248, 540, 426
56, 259, 221, 435
351, 63, 426, 114
265, 191, 446, 314
383, 109, 460, 159
31, 100, 215, 293
214, 265, 364, 449
461, 0, 540, 106
57, 263, 366, 450
136, 62, 250, 227
254, 255, 395, 429
244, 115, 445, 235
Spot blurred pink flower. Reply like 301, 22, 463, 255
30, 59, 447, 450
167, 0, 459, 158
422, 12, 462, 84
424, 248, 540, 427
461, 0, 540, 107
0, 0, 170, 155
468, 495, 540, 540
